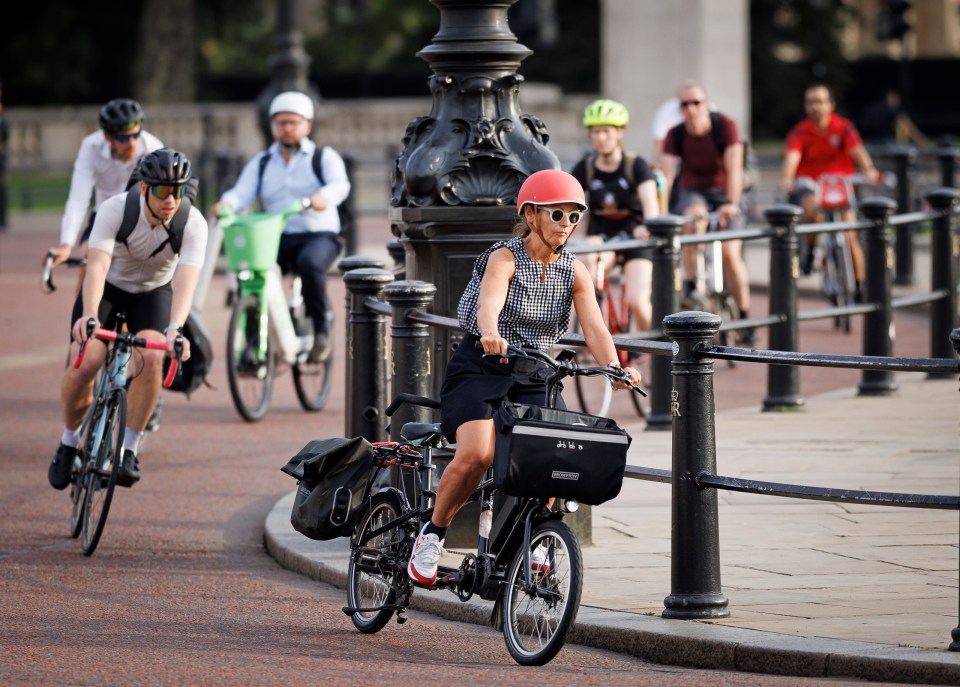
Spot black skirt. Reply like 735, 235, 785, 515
439, 333, 565, 443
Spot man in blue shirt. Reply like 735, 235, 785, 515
213, 91, 350, 362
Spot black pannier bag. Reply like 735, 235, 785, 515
493, 402, 631, 506
281, 436, 375, 540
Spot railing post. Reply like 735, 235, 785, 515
763, 204, 804, 411
937, 146, 960, 189
858, 197, 898, 396
343, 268, 394, 441
386, 240, 406, 277
661, 311, 730, 620
951, 329, 960, 652
384, 280, 437, 441
645, 214, 684, 431
890, 144, 918, 285
925, 189, 960, 373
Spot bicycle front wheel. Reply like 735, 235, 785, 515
293, 350, 332, 412
346, 492, 406, 634
70, 400, 104, 539
226, 294, 274, 422
81, 388, 126, 556
502, 519, 583, 666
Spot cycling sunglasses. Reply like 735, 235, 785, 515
108, 129, 142, 143
150, 184, 185, 200
539, 206, 583, 225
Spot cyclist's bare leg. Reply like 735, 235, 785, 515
125, 332, 165, 432
431, 418, 496, 528
721, 238, 750, 313
623, 256, 652, 331
61, 339, 106, 429
576, 236, 605, 286
841, 208, 865, 284
681, 205, 707, 285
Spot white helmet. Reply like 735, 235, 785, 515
269, 91, 314, 120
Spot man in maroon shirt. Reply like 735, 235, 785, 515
781, 83, 880, 288
659, 80, 753, 344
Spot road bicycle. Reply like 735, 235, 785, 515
801, 172, 895, 333
569, 236, 649, 418
69, 317, 181, 555
343, 345, 643, 666
681, 212, 742, 364
219, 203, 332, 422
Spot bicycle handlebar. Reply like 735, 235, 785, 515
384, 393, 441, 417
480, 343, 647, 396
41, 250, 86, 294
72, 318, 182, 389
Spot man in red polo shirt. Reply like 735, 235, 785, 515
781, 83, 880, 293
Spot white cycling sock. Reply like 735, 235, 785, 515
61, 426, 82, 449
123, 428, 144, 455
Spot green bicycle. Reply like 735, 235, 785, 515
219, 203, 333, 422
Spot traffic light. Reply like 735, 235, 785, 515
877, 0, 912, 41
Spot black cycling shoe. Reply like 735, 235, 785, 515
48, 443, 78, 490
116, 450, 140, 487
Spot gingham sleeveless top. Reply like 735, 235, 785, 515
458, 236, 575, 351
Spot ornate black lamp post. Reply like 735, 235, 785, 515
389, 0, 560, 395
256, 0, 322, 145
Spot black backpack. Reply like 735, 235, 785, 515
116, 173, 201, 256
256, 146, 354, 236
671, 111, 757, 192
162, 308, 214, 398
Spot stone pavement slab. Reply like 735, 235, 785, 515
265, 376, 959, 685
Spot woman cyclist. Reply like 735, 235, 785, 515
406, 169, 641, 586
570, 99, 660, 332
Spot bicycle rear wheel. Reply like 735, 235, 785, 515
81, 388, 126, 556
293, 352, 332, 412
346, 492, 406, 634
226, 294, 274, 421
502, 519, 583, 666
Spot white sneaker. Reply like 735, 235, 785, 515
407, 525, 444, 586
531, 544, 551, 575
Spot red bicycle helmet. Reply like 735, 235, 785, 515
517, 169, 587, 214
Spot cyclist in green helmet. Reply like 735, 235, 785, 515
570, 98, 660, 332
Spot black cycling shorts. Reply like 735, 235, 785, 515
439, 333, 566, 443
69, 280, 173, 343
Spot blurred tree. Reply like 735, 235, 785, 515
136, 0, 197, 103
750, 0, 857, 140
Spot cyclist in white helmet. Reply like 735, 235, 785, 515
212, 91, 350, 363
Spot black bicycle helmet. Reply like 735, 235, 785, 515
98, 98, 144, 132
138, 148, 192, 186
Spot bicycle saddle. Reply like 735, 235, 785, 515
400, 422, 443, 442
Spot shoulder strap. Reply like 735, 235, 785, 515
117, 187, 141, 245
709, 112, 728, 153
622, 151, 637, 188
671, 122, 685, 158
312, 146, 325, 186
255, 151, 270, 201
583, 153, 596, 188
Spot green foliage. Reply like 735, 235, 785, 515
750, 0, 858, 139
5, 172, 71, 213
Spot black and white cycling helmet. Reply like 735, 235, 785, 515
98, 98, 144, 132
138, 148, 192, 186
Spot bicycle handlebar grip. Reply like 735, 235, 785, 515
384, 393, 441, 416
162, 336, 183, 389
72, 319, 100, 368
